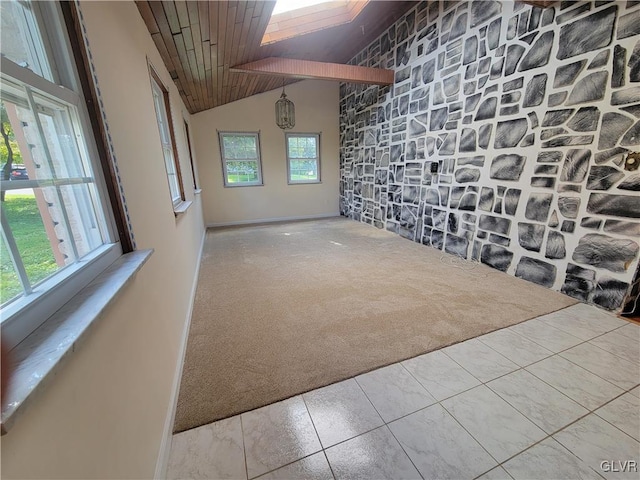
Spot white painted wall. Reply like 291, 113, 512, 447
1, 1, 205, 478
192, 79, 341, 226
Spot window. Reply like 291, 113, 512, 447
286, 133, 320, 184
184, 120, 199, 191
218, 132, 263, 187
149, 68, 185, 207
0, 1, 126, 350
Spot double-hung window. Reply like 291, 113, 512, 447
183, 120, 199, 191
218, 132, 263, 187
149, 68, 185, 208
0, 1, 125, 350
286, 133, 321, 184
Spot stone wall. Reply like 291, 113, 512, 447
339, 0, 640, 311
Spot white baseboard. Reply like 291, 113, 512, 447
206, 212, 340, 228
154, 229, 206, 479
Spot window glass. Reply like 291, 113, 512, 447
222, 135, 258, 159
150, 74, 184, 205
219, 133, 262, 187
0, 1, 53, 81
286, 133, 320, 183
1, 82, 109, 302
0, 0, 121, 350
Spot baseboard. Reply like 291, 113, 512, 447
206, 212, 340, 228
154, 229, 206, 479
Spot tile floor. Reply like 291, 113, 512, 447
166, 303, 640, 480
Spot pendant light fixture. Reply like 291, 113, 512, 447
275, 81, 295, 130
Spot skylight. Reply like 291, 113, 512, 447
272, 0, 333, 15
262, 0, 369, 46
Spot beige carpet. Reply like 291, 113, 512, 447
174, 217, 577, 433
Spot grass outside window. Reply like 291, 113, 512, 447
219, 132, 263, 187
286, 133, 320, 184
1, 192, 58, 304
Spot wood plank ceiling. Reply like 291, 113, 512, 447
135, 1, 416, 114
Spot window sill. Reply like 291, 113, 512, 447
223, 183, 264, 188
1, 249, 154, 435
173, 200, 193, 216
194, 188, 202, 195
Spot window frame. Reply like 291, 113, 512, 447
0, 0, 132, 351
148, 64, 186, 210
60, 1, 132, 251
285, 132, 321, 185
218, 131, 264, 188
183, 118, 199, 191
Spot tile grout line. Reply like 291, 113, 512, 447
589, 389, 640, 445
353, 375, 426, 480
489, 326, 640, 452
515, 355, 630, 423
392, 322, 638, 476
406, 348, 526, 471
483, 375, 627, 477
507, 317, 585, 351
592, 411, 640, 445
475, 331, 555, 365
536, 316, 630, 346
525, 350, 633, 402
490, 365, 629, 478
249, 451, 325, 480
491, 318, 637, 396
350, 376, 385, 427
399, 360, 481, 412
430, 355, 560, 475
489, 380, 639, 475
239, 415, 249, 480
173, 313, 638, 479
436, 400, 504, 476
242, 394, 326, 479
376, 358, 518, 474
441, 338, 520, 382
382, 425, 427, 480
321, 450, 337, 480
558, 342, 639, 388
299, 393, 337, 480
498, 430, 606, 480
587, 326, 640, 364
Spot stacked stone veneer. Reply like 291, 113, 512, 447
339, 0, 640, 310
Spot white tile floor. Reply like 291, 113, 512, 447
166, 304, 640, 480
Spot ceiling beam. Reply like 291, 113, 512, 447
230, 57, 394, 85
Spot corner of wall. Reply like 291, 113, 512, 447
338, 0, 640, 312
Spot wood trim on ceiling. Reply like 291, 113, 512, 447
231, 57, 394, 85
135, 1, 414, 112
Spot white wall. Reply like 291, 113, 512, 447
193, 79, 340, 226
1, 1, 205, 478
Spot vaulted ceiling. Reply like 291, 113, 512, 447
135, 1, 416, 114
